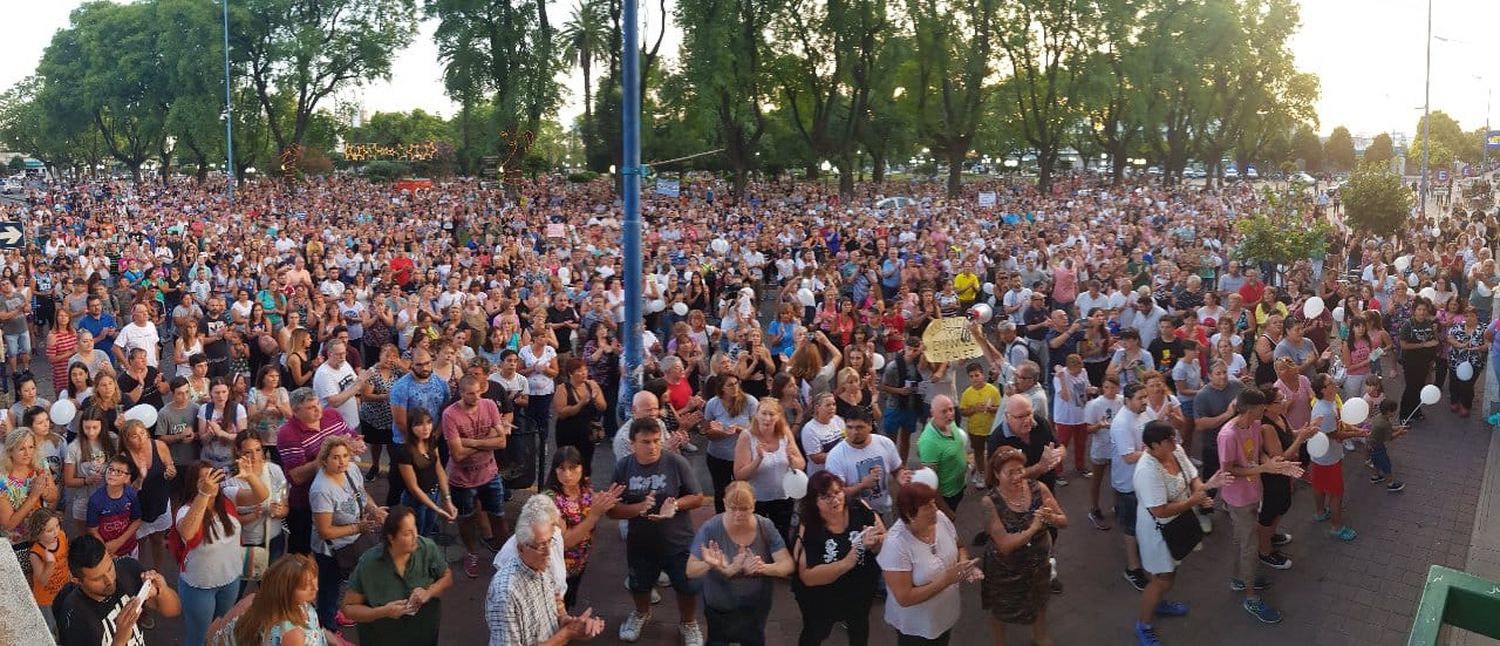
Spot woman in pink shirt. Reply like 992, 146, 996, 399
1052, 258, 1078, 309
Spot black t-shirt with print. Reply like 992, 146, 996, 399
55, 557, 146, 646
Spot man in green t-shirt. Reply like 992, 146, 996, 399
917, 395, 969, 512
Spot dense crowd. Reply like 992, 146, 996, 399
0, 170, 1493, 646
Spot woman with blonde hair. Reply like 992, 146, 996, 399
835, 366, 882, 427
233, 554, 332, 646
687, 480, 795, 645
733, 399, 807, 541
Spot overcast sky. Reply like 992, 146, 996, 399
3, 0, 1496, 139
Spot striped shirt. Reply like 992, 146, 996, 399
276, 408, 356, 509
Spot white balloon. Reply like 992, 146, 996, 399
797, 288, 816, 306
50, 399, 77, 427
1419, 287, 1437, 301
871, 353, 886, 371
782, 469, 810, 499
1306, 431, 1331, 459
1395, 255, 1412, 273
1420, 384, 1442, 405
969, 303, 994, 323
124, 404, 159, 429
1408, 273, 1420, 287
1332, 306, 1346, 323
1457, 361, 1475, 382
672, 302, 689, 317
1480, 282, 1494, 298
647, 299, 666, 313
711, 238, 730, 255
1339, 397, 1370, 425
1302, 296, 1325, 319
982, 282, 995, 295
911, 467, 940, 491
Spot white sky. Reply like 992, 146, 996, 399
2, 0, 1496, 139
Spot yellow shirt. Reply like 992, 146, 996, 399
954, 273, 981, 302
960, 383, 1002, 437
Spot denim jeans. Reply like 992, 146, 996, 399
314, 551, 345, 630
177, 578, 239, 646
402, 488, 442, 536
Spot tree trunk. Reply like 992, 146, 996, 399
871, 153, 886, 184
1037, 147, 1057, 193
1111, 151, 1127, 184
837, 154, 855, 199
946, 148, 964, 198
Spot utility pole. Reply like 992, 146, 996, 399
1420, 0, 1431, 218
621, 0, 642, 373
222, 0, 236, 204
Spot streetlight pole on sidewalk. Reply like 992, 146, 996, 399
1420, 0, 1431, 218
222, 0, 236, 204
620, 0, 642, 373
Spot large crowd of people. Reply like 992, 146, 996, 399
0, 169, 1492, 646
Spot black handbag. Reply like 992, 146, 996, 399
1155, 452, 1204, 560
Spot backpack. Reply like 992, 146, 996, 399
1008, 338, 1043, 368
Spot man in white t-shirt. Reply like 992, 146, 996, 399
1108, 382, 1150, 591
313, 339, 371, 431
113, 303, 161, 368
825, 409, 907, 516
1083, 377, 1124, 531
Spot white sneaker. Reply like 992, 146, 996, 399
680, 622, 704, 646
970, 474, 987, 489
1197, 511, 1213, 534
1342, 439, 1356, 452
658, 572, 671, 587
626, 576, 661, 603
620, 611, 649, 642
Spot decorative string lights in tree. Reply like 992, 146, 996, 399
344, 141, 440, 162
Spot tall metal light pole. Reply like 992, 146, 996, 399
620, 0, 642, 372
1420, 0, 1431, 217
222, 0, 236, 204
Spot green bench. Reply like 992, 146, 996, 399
1409, 565, 1500, 644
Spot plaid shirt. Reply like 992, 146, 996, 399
485, 549, 560, 646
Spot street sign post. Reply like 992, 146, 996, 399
0, 222, 23, 248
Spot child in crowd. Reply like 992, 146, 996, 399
26, 508, 68, 637
959, 362, 1001, 489
1367, 399, 1407, 492
1083, 376, 1123, 530
85, 453, 142, 558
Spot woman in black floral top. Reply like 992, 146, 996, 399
1445, 305, 1489, 417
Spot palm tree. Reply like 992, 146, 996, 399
560, 0, 608, 131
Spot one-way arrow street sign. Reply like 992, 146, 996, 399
0, 222, 23, 248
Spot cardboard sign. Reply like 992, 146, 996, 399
921, 317, 983, 363
978, 192, 997, 207
546, 223, 566, 238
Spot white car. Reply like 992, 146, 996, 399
1292, 172, 1317, 185
0, 179, 21, 195
874, 196, 918, 211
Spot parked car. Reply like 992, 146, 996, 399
874, 196, 918, 211
1245, 166, 1260, 180
1292, 172, 1317, 185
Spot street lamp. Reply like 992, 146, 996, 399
1420, 0, 1431, 217
221, 0, 235, 203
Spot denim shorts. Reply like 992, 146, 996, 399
1114, 489, 1138, 537
4, 331, 28, 358
883, 406, 917, 437
450, 474, 505, 517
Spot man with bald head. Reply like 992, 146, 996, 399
916, 394, 969, 512
990, 394, 1065, 492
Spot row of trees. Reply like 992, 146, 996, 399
0, 0, 415, 181
4, 0, 1483, 197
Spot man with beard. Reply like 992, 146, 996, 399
199, 295, 231, 378
389, 348, 452, 504
55, 536, 181, 646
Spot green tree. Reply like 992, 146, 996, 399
1342, 162, 1412, 236
6, 157, 24, 173
769, 0, 887, 195
996, 0, 1097, 191
1412, 110, 1474, 164
1078, 0, 1145, 183
677, 0, 781, 198
349, 110, 453, 146
1290, 125, 1322, 172
907, 0, 999, 196
1363, 133, 1395, 165
559, 0, 608, 154
237, 0, 417, 155
1406, 138, 1453, 171
1323, 126, 1355, 172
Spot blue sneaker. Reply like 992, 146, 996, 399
1154, 600, 1189, 617
1244, 597, 1284, 624
1229, 576, 1272, 591
1135, 621, 1163, 645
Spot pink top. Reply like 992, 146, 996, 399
1216, 416, 1264, 507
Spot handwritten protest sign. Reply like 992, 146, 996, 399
921, 317, 982, 363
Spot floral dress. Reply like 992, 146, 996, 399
0, 470, 35, 543
268, 602, 327, 646
546, 489, 594, 577
980, 482, 1052, 624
